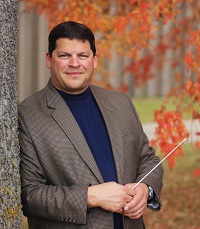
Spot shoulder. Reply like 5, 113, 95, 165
19, 79, 57, 107
90, 85, 129, 101
18, 80, 57, 117
18, 87, 46, 112
90, 85, 133, 109
90, 84, 139, 119
18, 81, 61, 131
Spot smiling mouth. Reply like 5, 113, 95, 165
66, 71, 83, 74
65, 72, 83, 78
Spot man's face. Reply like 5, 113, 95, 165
46, 38, 98, 94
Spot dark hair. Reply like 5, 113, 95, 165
48, 21, 96, 57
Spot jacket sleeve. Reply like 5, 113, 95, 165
127, 96, 164, 207
19, 114, 89, 224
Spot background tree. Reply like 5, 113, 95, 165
20, 0, 200, 174
0, 0, 22, 228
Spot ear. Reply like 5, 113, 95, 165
93, 53, 98, 70
46, 52, 51, 68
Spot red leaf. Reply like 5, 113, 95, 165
195, 141, 200, 149
194, 169, 200, 178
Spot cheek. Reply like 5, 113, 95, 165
83, 60, 96, 71
55, 60, 66, 70
53, 60, 67, 71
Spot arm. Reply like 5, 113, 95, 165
129, 95, 163, 204
19, 114, 88, 224
122, 96, 164, 218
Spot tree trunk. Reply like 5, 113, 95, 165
0, 0, 22, 228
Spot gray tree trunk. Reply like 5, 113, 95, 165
0, 0, 22, 228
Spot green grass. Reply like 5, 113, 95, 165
133, 97, 165, 123
132, 97, 191, 123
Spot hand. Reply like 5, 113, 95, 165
123, 183, 148, 219
87, 182, 135, 213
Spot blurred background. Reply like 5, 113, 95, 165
17, 1, 186, 102
17, 1, 200, 228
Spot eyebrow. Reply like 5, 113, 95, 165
58, 51, 90, 55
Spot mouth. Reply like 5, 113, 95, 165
66, 72, 83, 77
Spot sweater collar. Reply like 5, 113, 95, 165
56, 86, 92, 103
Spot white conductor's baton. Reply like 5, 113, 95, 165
132, 138, 187, 189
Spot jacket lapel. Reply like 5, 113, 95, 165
45, 81, 104, 183
90, 86, 124, 184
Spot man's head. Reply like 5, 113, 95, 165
48, 21, 96, 57
46, 21, 98, 95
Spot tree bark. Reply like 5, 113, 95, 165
0, 0, 22, 228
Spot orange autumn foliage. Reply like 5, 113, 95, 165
20, 0, 200, 175
150, 108, 189, 170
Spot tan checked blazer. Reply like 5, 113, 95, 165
18, 80, 163, 229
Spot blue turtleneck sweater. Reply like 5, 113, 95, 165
57, 87, 123, 229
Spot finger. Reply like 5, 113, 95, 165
126, 185, 136, 196
125, 187, 148, 211
123, 207, 144, 219
123, 198, 146, 215
123, 195, 140, 211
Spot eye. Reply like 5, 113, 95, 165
59, 53, 70, 59
79, 54, 88, 59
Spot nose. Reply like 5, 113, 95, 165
68, 56, 80, 67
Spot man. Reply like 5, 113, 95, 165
18, 21, 163, 229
